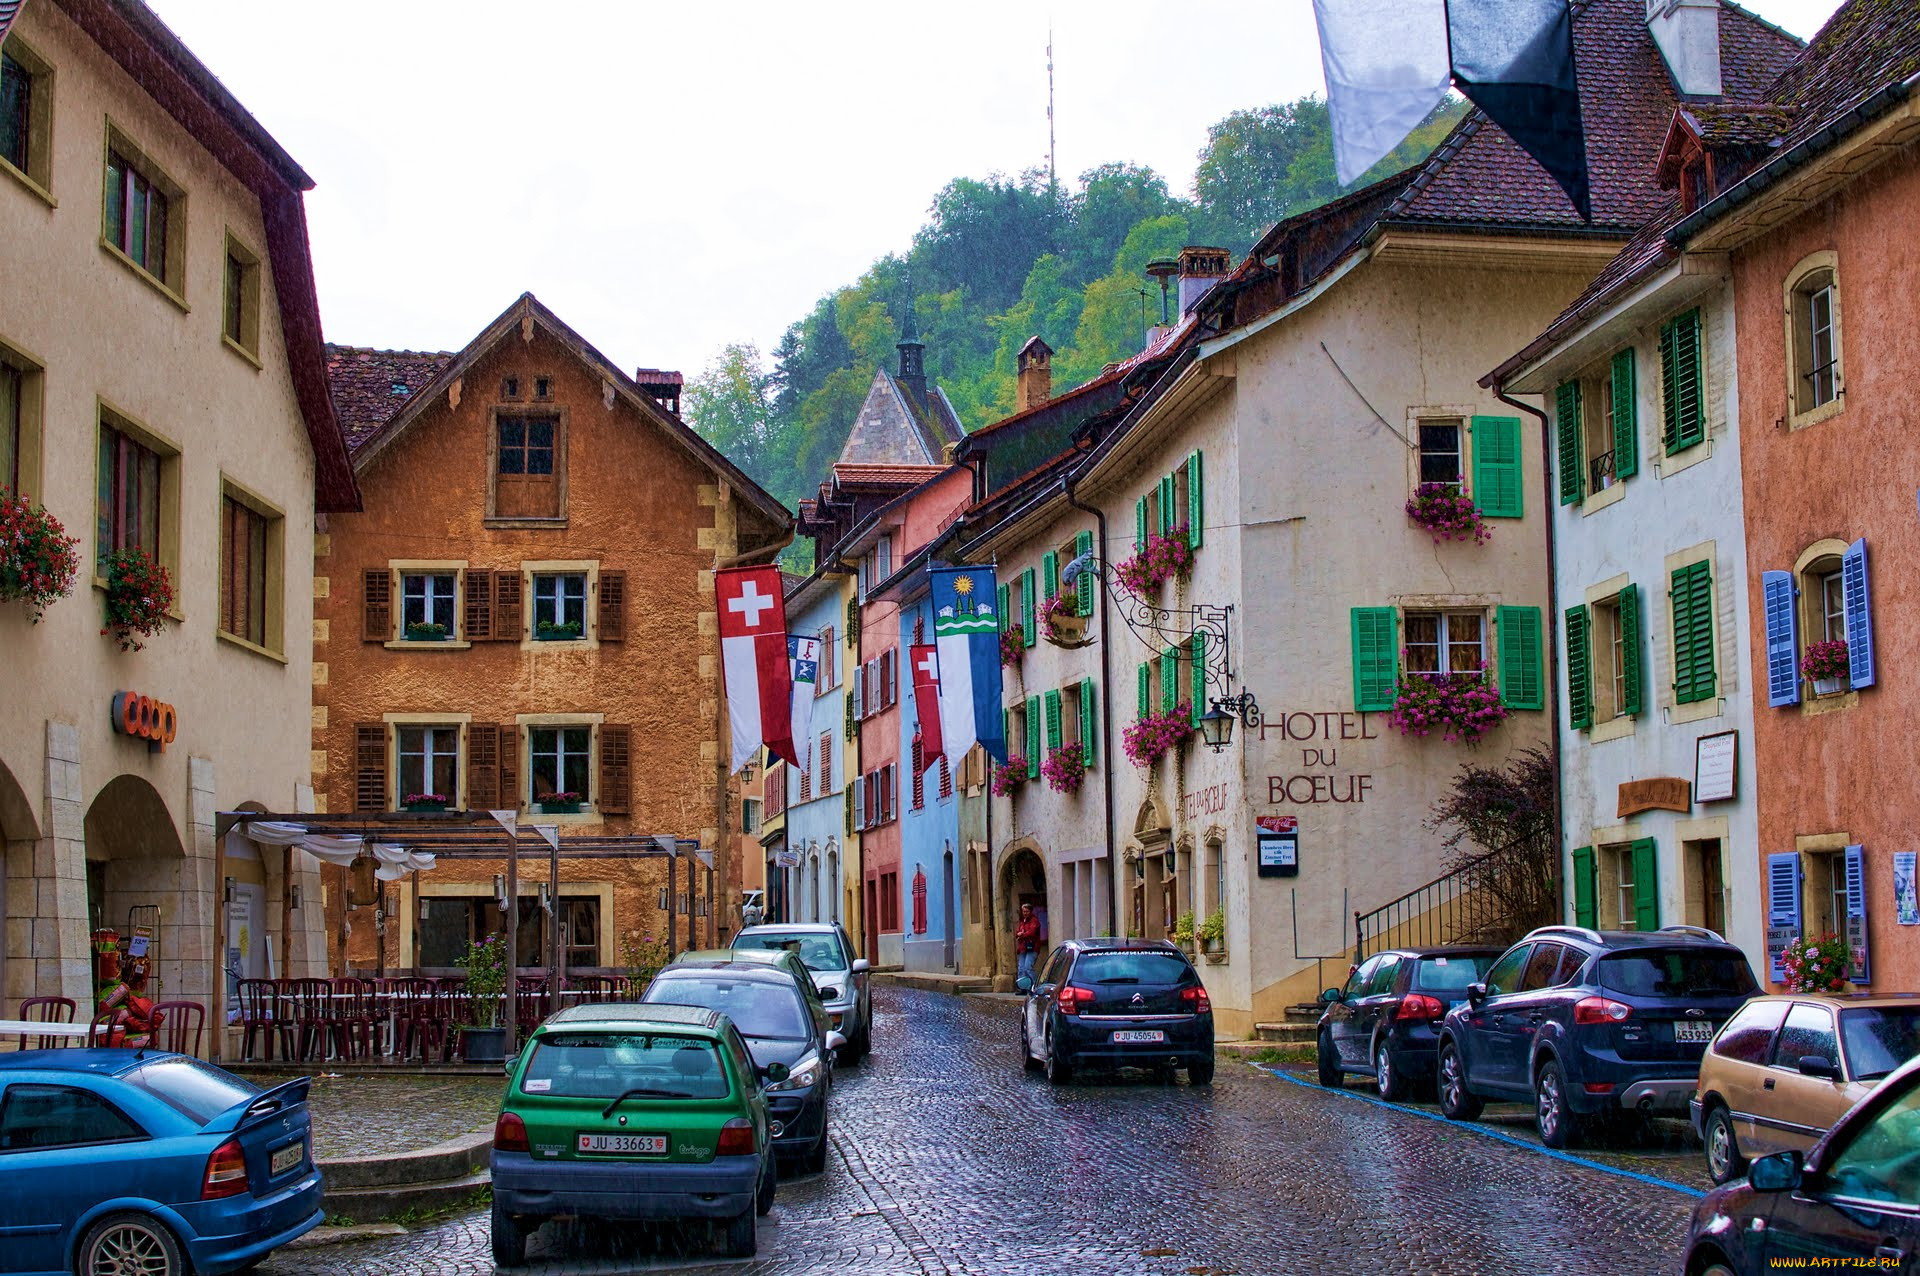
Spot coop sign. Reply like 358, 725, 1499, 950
111, 690, 178, 752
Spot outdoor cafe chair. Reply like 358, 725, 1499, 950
329, 977, 377, 1061
85, 1010, 120, 1047
235, 978, 285, 1062
151, 1000, 206, 1057
287, 978, 335, 1062
15, 995, 76, 1050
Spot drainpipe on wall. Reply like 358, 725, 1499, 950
1493, 387, 1566, 923
1063, 479, 1122, 936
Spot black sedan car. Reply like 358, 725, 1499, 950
641, 963, 844, 1173
1019, 939, 1214, 1086
1316, 945, 1502, 1100
1682, 1051, 1919, 1275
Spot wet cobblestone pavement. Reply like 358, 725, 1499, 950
251, 1072, 504, 1159
260, 987, 1699, 1275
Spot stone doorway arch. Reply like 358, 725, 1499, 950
1125, 795, 1173, 941
0, 753, 43, 1006
994, 838, 1047, 991
84, 774, 188, 1006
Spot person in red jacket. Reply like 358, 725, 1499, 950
1015, 903, 1041, 985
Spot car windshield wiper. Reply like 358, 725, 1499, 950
601, 1087, 691, 1117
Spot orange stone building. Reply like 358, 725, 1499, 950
315, 294, 789, 976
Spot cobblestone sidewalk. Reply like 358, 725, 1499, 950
254, 1072, 504, 1159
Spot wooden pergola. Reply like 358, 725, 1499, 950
213, 810, 716, 1055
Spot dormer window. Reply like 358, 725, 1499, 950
1680, 158, 1709, 213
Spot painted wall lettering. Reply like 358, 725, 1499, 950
1257, 711, 1378, 742
1179, 782, 1232, 822
1267, 774, 1373, 805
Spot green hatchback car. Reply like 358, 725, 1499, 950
489, 1004, 780, 1265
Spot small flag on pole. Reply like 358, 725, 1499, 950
930, 567, 1005, 765
716, 566, 797, 773
909, 644, 944, 771
788, 634, 820, 777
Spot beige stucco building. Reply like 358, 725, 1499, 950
0, 0, 356, 1039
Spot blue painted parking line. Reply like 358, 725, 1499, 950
1254, 1063, 1707, 1200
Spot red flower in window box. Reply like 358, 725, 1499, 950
1041, 743, 1087, 795
991, 759, 1028, 797
1122, 705, 1193, 770
402, 793, 450, 811
1386, 667, 1509, 743
1115, 525, 1193, 595
1799, 640, 1849, 683
1405, 483, 1490, 545
0, 492, 81, 622
1779, 932, 1850, 994
999, 625, 1025, 667
100, 546, 173, 651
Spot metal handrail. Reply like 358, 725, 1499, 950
1353, 836, 1549, 964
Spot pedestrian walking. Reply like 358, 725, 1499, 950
1015, 903, 1041, 984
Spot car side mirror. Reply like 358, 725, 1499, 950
502, 1052, 519, 1077
763, 1061, 790, 1084
1015, 975, 1034, 994
851, 958, 871, 974
1797, 1055, 1840, 1081
1748, 1150, 1803, 1193
826, 1031, 848, 1053
1320, 986, 1342, 1004
1466, 983, 1488, 1005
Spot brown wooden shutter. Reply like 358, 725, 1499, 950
598, 725, 632, 815
464, 570, 493, 641
354, 724, 388, 811
467, 724, 499, 811
492, 570, 523, 641
598, 570, 626, 642
498, 724, 519, 809
362, 570, 391, 641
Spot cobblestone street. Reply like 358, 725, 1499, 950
257, 986, 1703, 1275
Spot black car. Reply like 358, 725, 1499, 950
1316, 945, 1503, 1100
1019, 939, 1214, 1086
1682, 1051, 1919, 1275
1435, 925, 1758, 1148
642, 963, 844, 1173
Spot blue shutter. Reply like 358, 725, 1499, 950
1766, 852, 1802, 984
1762, 570, 1801, 707
1844, 845, 1869, 985
1842, 539, 1874, 689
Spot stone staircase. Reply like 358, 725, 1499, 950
1251, 1004, 1325, 1048
319, 1129, 493, 1224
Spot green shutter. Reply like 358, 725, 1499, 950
1471, 416, 1523, 519
1074, 530, 1095, 616
1044, 689, 1062, 751
1135, 497, 1147, 551
847, 594, 861, 643
1002, 708, 1010, 757
1158, 476, 1174, 535
1136, 661, 1150, 719
1556, 381, 1584, 505
1187, 450, 1204, 548
1619, 583, 1644, 717
1631, 838, 1660, 931
997, 583, 1009, 634
1572, 846, 1597, 929
1025, 696, 1041, 777
1565, 604, 1593, 731
1661, 309, 1704, 454
1080, 679, 1097, 761
845, 786, 854, 834
1021, 568, 1036, 647
1349, 607, 1398, 713
1160, 648, 1178, 713
1610, 348, 1639, 481
844, 694, 855, 741
1042, 551, 1059, 602
1189, 632, 1207, 726
1671, 561, 1716, 704
1496, 605, 1543, 710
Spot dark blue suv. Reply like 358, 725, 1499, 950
1435, 925, 1759, 1148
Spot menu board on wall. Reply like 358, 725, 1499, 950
1694, 731, 1739, 804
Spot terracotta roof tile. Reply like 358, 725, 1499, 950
324, 345, 454, 455
830, 463, 949, 487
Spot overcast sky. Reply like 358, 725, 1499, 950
148, 0, 1843, 380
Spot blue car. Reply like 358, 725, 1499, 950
0, 1050, 323, 1276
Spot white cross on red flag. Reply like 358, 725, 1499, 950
909, 643, 943, 771
716, 566, 797, 772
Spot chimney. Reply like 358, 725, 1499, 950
1176, 246, 1231, 316
895, 309, 926, 404
1647, 0, 1722, 98
1016, 336, 1053, 410
635, 368, 683, 415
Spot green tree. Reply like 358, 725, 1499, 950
684, 343, 777, 480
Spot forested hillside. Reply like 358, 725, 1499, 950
687, 94, 1466, 507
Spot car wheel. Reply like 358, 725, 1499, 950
1374, 1039, 1409, 1103
804, 1125, 829, 1175
1535, 1059, 1581, 1150
1021, 1019, 1043, 1073
723, 1206, 758, 1258
490, 1199, 529, 1267
1045, 1035, 1074, 1086
76, 1213, 184, 1276
1316, 1031, 1344, 1088
1437, 1042, 1482, 1121
756, 1155, 777, 1216
1704, 1104, 1748, 1185
1188, 1057, 1215, 1086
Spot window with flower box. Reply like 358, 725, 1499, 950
1417, 419, 1462, 487
532, 572, 586, 639
1763, 538, 1875, 707
528, 725, 590, 807
401, 572, 456, 641
1404, 611, 1484, 677
396, 725, 460, 808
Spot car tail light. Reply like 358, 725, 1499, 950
1394, 993, 1447, 1022
201, 1138, 249, 1199
1057, 985, 1095, 1016
716, 1118, 756, 1157
1181, 985, 1211, 1014
1584, 1082, 1615, 1094
1573, 996, 1633, 1025
493, 1112, 530, 1154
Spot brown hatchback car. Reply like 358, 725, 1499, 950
1691, 992, 1920, 1183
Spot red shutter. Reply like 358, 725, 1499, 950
354, 724, 387, 811
362, 570, 391, 641
598, 725, 631, 815
939, 754, 952, 800
498, 724, 519, 809
911, 738, 925, 809
467, 724, 498, 811
493, 570, 523, 641
819, 732, 832, 791
464, 570, 493, 641
598, 570, 626, 642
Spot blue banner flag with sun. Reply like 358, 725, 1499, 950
929, 566, 1006, 764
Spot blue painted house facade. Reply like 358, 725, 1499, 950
892, 584, 962, 972
781, 573, 851, 929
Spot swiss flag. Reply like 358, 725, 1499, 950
717, 566, 797, 772
909, 643, 943, 771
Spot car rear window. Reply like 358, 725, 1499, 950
647, 976, 809, 1040
1415, 954, 1497, 994
1595, 949, 1757, 998
521, 1033, 729, 1100
1073, 952, 1193, 986
736, 932, 847, 972
1840, 1007, 1920, 1081
123, 1056, 259, 1124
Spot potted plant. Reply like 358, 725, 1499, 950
404, 620, 450, 642
99, 545, 173, 652
458, 933, 509, 1063
534, 619, 583, 641
1122, 704, 1194, 770
0, 492, 81, 622
1171, 910, 1196, 951
1387, 667, 1510, 743
991, 760, 1028, 797
999, 624, 1025, 667
1198, 908, 1226, 962
1040, 742, 1087, 795
1801, 640, 1850, 697
538, 790, 583, 814
1405, 483, 1491, 544
1115, 525, 1194, 595
1039, 592, 1088, 647
1780, 932, 1850, 993
402, 792, 449, 812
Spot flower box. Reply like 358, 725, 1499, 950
534, 620, 583, 641
1115, 526, 1193, 595
1041, 743, 1087, 795
1123, 705, 1194, 770
402, 794, 449, 812
404, 622, 450, 642
1406, 483, 1490, 544
1039, 594, 1089, 648
1387, 670, 1509, 743
991, 761, 1028, 797
1801, 640, 1849, 695
0, 494, 81, 623
1780, 932, 1850, 993
538, 792, 583, 814
100, 546, 174, 652
999, 625, 1025, 667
